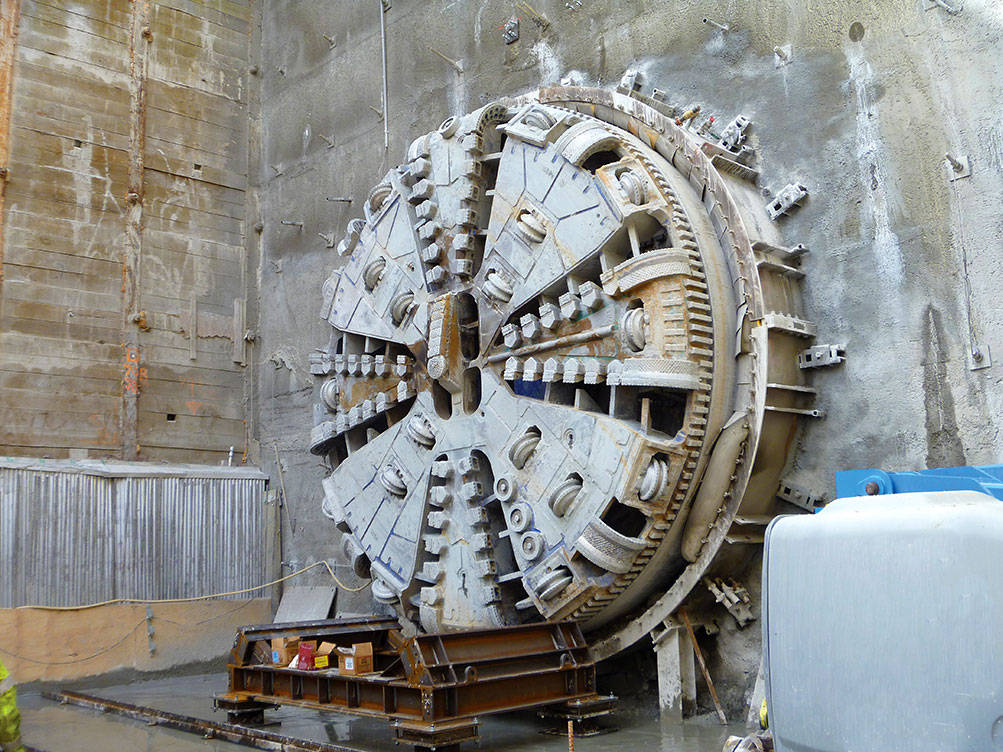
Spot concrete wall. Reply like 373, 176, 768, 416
0, 0, 260, 463
256, 0, 1003, 619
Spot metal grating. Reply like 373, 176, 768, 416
0, 458, 268, 608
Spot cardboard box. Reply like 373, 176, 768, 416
271, 637, 300, 666
314, 642, 337, 670
251, 641, 271, 666
337, 642, 374, 675
297, 641, 317, 670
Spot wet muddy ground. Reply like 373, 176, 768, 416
19, 673, 743, 751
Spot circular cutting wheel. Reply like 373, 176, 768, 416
311, 87, 811, 647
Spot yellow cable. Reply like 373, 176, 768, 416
321, 560, 371, 593
16, 560, 369, 612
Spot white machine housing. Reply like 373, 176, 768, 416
763, 491, 1003, 752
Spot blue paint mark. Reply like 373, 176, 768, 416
513, 379, 547, 400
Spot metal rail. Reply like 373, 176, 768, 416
42, 690, 361, 752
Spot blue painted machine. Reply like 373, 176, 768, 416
835, 463, 1003, 501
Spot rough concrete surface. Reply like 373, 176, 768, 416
253, 0, 1003, 712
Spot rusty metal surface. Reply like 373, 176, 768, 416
0, 0, 21, 295
218, 619, 613, 748
0, 458, 267, 608
43, 690, 361, 752
121, 0, 152, 460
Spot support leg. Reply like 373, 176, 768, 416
654, 627, 696, 721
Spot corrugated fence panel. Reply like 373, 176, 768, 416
0, 459, 267, 608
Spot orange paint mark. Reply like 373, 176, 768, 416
183, 378, 202, 414
122, 346, 146, 394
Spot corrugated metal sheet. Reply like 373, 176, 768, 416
0, 459, 269, 608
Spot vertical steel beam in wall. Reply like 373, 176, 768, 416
379, 0, 389, 150
122, 0, 152, 460
0, 0, 22, 303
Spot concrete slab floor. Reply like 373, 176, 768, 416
18, 674, 742, 752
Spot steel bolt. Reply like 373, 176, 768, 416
864, 482, 880, 496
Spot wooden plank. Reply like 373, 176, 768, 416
0, 445, 75, 458
0, 387, 119, 414
139, 393, 245, 421
136, 361, 245, 389
3, 260, 120, 293
17, 15, 131, 74
2, 246, 121, 278
146, 126, 245, 167
28, 0, 132, 31
140, 292, 241, 319
14, 59, 129, 114
146, 77, 246, 129
8, 126, 130, 175
150, 24, 248, 75
143, 211, 244, 247
142, 244, 242, 283
0, 357, 124, 383
3, 294, 121, 330
0, 408, 121, 448
147, 59, 245, 105
137, 411, 246, 450
139, 289, 243, 321
4, 210, 125, 262
1, 315, 121, 345
3, 286, 120, 321
143, 341, 245, 373
141, 232, 243, 264
10, 116, 129, 154
0, 369, 121, 397
151, 2, 250, 57
6, 160, 130, 216
155, 0, 252, 30
145, 104, 243, 149
145, 173, 246, 216
15, 44, 131, 86
144, 199, 246, 235
140, 375, 243, 403
5, 188, 128, 224
13, 92, 132, 143
0, 330, 123, 363
145, 139, 247, 187
140, 445, 236, 463
22, 0, 131, 45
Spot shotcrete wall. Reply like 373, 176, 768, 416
255, 0, 1003, 702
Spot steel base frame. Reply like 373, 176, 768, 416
215, 617, 615, 750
